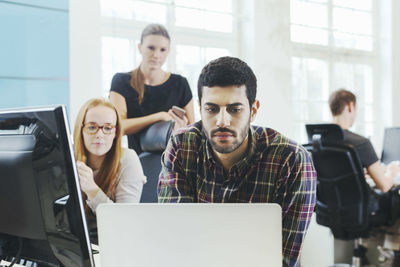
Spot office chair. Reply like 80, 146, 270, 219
304, 124, 399, 267
139, 120, 174, 203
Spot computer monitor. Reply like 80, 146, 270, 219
0, 105, 94, 267
381, 127, 400, 164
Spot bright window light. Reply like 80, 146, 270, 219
132, 1, 167, 24
291, 25, 329, 46
333, 0, 372, 11
333, 8, 372, 35
290, 0, 328, 28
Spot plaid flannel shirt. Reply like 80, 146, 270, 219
158, 121, 316, 267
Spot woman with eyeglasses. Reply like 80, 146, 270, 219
109, 23, 195, 155
73, 98, 146, 228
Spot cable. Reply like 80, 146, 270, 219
7, 238, 23, 267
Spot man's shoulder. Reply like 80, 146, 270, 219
172, 121, 204, 147
252, 126, 310, 158
252, 126, 307, 151
343, 130, 370, 146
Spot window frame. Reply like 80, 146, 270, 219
290, 0, 380, 143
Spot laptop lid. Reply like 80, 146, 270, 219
97, 203, 282, 267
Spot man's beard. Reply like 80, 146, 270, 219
205, 116, 251, 154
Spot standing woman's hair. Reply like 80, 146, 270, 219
73, 98, 123, 201
130, 23, 170, 104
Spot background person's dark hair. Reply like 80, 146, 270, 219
197, 56, 257, 106
329, 89, 357, 116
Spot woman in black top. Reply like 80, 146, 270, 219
109, 24, 195, 154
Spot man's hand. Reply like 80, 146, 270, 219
386, 161, 400, 179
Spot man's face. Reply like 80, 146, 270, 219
200, 85, 258, 154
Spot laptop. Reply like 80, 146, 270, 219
381, 127, 400, 164
97, 203, 282, 267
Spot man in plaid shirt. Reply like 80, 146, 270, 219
158, 56, 316, 266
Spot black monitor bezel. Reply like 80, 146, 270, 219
0, 105, 94, 267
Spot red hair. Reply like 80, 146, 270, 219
73, 98, 123, 204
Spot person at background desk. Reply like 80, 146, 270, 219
74, 98, 146, 235
158, 56, 316, 266
329, 89, 400, 192
109, 23, 195, 155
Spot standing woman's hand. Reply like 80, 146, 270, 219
168, 109, 188, 132
157, 111, 173, 122
77, 161, 100, 200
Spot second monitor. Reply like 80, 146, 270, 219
0, 105, 94, 267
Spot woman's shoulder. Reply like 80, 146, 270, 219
169, 73, 187, 82
118, 147, 146, 183
165, 73, 190, 89
111, 72, 135, 95
111, 72, 131, 87
120, 147, 140, 164
112, 72, 131, 82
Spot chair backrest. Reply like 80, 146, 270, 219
139, 152, 163, 202
139, 121, 174, 203
305, 124, 371, 239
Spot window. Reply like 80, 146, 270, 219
290, 0, 373, 51
175, 0, 233, 32
290, 0, 376, 143
99, 0, 236, 120
101, 37, 139, 97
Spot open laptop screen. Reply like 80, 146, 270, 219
381, 127, 400, 164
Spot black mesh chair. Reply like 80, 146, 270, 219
139, 120, 174, 203
304, 124, 398, 266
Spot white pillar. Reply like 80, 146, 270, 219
69, 0, 102, 126
392, 0, 400, 126
238, 0, 294, 138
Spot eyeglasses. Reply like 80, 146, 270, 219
83, 122, 116, 135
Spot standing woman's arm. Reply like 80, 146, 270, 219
110, 91, 172, 135
183, 99, 195, 125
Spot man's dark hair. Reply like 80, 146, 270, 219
329, 89, 357, 116
197, 56, 257, 106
